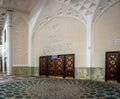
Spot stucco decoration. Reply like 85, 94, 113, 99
56, 0, 120, 22
93, 2, 120, 67
56, 0, 100, 23
31, 0, 120, 67
32, 0, 120, 48
69, 0, 99, 16
93, 0, 120, 22
33, 0, 85, 35
33, 16, 86, 67
41, 19, 74, 55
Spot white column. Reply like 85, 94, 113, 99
1, 29, 5, 73
85, 16, 93, 80
85, 16, 93, 67
6, 10, 13, 75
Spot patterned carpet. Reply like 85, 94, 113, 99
0, 75, 120, 99
0, 74, 38, 83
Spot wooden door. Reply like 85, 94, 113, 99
39, 56, 48, 76
65, 54, 74, 78
55, 55, 64, 77
105, 52, 120, 82
39, 54, 75, 78
48, 56, 56, 77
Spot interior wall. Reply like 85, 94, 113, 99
12, 12, 28, 66
93, 2, 120, 67
30, 0, 86, 68
29, 0, 120, 79
33, 17, 86, 67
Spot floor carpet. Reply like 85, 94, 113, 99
0, 77, 120, 99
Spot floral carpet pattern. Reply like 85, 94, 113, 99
0, 74, 120, 99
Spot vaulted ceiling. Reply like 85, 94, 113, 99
0, 0, 120, 44
0, 0, 38, 13
57, 0, 120, 23
0, 0, 38, 43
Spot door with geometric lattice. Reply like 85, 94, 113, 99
48, 56, 56, 77
65, 54, 74, 78
39, 56, 48, 76
55, 55, 64, 77
39, 54, 75, 78
105, 51, 120, 82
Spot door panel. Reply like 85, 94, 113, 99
48, 56, 56, 76
65, 54, 74, 78
106, 52, 119, 82
39, 56, 48, 76
56, 55, 64, 77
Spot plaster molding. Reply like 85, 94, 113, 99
93, 0, 120, 23
56, 0, 120, 24
32, 0, 85, 39
32, 0, 120, 40
30, 0, 120, 67
57, 0, 100, 22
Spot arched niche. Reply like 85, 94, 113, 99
32, 16, 87, 68
93, 2, 120, 67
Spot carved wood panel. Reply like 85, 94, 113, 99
56, 55, 64, 77
39, 54, 74, 78
48, 56, 56, 76
39, 56, 48, 76
65, 54, 74, 78
105, 51, 120, 82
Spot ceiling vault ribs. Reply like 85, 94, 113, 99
0, 0, 120, 42
57, 0, 120, 23
0, 0, 38, 43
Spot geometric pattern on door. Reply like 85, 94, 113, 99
39, 56, 48, 76
65, 54, 74, 78
105, 51, 120, 82
56, 55, 64, 77
39, 54, 75, 78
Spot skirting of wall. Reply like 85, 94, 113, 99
12, 67, 39, 76
12, 67, 105, 81
75, 67, 105, 81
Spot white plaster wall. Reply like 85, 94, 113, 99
12, 12, 28, 66
30, 0, 86, 67
29, 0, 46, 36
30, 0, 120, 68
28, 0, 47, 66
33, 17, 86, 67
93, 2, 120, 67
